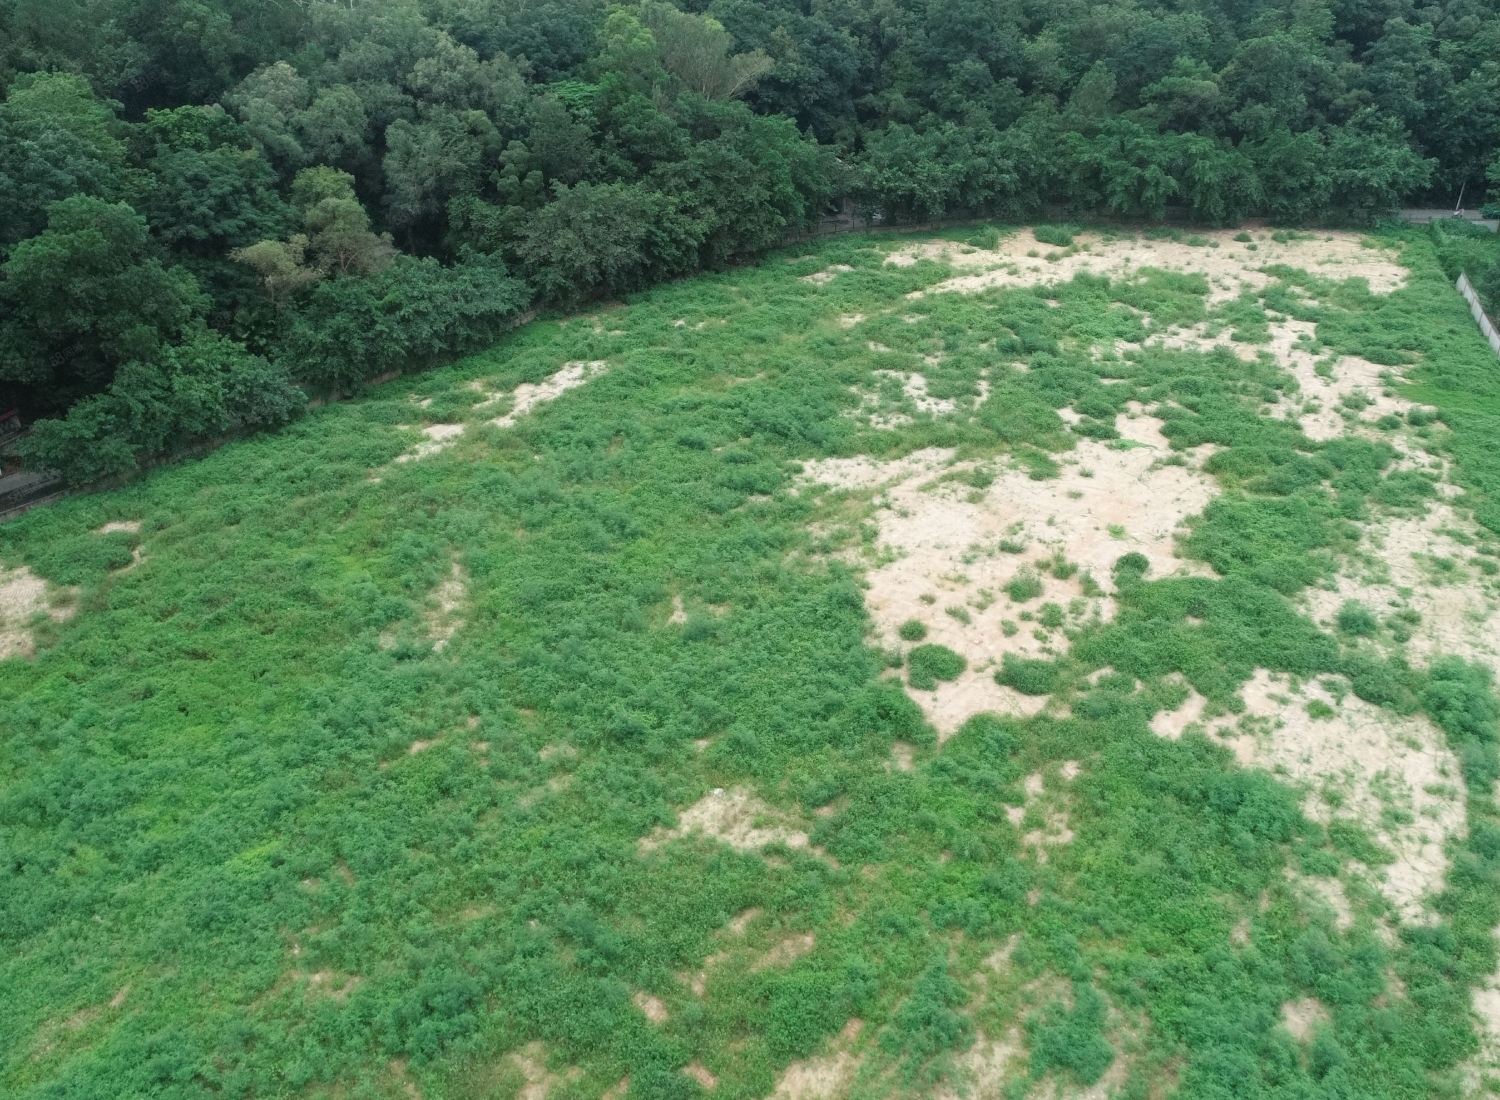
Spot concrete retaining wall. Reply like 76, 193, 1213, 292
1457, 273, 1500, 359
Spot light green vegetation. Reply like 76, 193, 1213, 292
5, 226, 1500, 1100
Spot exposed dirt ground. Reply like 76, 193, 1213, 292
0, 565, 75, 660
886, 229, 1406, 303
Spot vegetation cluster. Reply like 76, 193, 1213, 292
4, 224, 1500, 1099
4, 0, 1500, 478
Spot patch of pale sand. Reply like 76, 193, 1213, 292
1301, 502, 1498, 673
1281, 998, 1331, 1043
891, 230, 1405, 304
94, 519, 141, 534
424, 563, 467, 651
888, 742, 915, 772
408, 739, 436, 755
1225, 669, 1463, 922
1253, 320, 1415, 441
932, 1027, 1024, 1100
753, 932, 816, 970
639, 787, 810, 853
770, 1019, 864, 1100
511, 1043, 582, 1100
0, 566, 77, 660
799, 418, 1216, 737
801, 264, 854, 286
796, 447, 956, 493
395, 422, 465, 462
1006, 764, 1081, 865
727, 908, 759, 935
668, 593, 688, 624
1151, 678, 1209, 739
838, 314, 864, 328
537, 743, 576, 761
485, 360, 608, 428
684, 1062, 718, 1090
633, 991, 668, 1024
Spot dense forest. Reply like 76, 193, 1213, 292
1, 0, 1499, 479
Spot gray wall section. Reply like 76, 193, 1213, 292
1457, 273, 1500, 359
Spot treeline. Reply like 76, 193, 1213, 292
2, 0, 1498, 481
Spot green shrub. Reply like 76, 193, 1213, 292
1336, 600, 1378, 636
996, 655, 1060, 695
1006, 568, 1044, 602
898, 619, 928, 642
1033, 225, 1075, 247
908, 643, 966, 689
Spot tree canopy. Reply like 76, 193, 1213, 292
0, 0, 1496, 475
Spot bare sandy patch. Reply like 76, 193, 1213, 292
639, 787, 810, 853
934, 1030, 1025, 1100
1220, 669, 1463, 923
771, 1019, 864, 1100
684, 1062, 718, 1090
800, 418, 1216, 737
0, 566, 77, 660
1281, 997, 1330, 1043
753, 932, 816, 970
94, 519, 141, 534
1007, 765, 1081, 865
1301, 502, 1498, 674
395, 422, 465, 462
633, 990, 668, 1024
802, 265, 853, 286
424, 563, 467, 651
891, 231, 1405, 303
511, 1043, 582, 1100
484, 361, 608, 428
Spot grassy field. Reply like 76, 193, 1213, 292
4, 223, 1500, 1100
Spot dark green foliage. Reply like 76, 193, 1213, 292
1027, 982, 1114, 1085
898, 619, 927, 642
908, 644, 965, 690
0, 195, 205, 406
1005, 569, 1044, 602
1032, 226, 1075, 248
280, 254, 529, 394
20, 332, 303, 484
1336, 601, 1378, 636
1, 225, 1499, 1100
996, 656, 1060, 696
881, 958, 972, 1057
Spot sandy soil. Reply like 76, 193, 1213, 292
511, 1043, 582, 1100
639, 787, 811, 853
394, 422, 465, 462
1209, 669, 1464, 923
1281, 997, 1331, 1043
0, 565, 76, 660
633, 990, 668, 1024
769, 1019, 864, 1100
94, 519, 141, 534
888, 230, 1406, 304
1300, 501, 1499, 674
800, 412, 1216, 738
484, 360, 608, 428
424, 563, 467, 652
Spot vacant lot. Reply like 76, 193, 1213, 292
5, 225, 1500, 1100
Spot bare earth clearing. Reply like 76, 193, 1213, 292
790, 228, 1500, 1094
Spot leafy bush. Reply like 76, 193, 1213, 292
1033, 225, 1075, 247
996, 655, 1060, 695
898, 618, 928, 642
1006, 568, 1044, 602
1336, 600, 1377, 636
908, 643, 966, 689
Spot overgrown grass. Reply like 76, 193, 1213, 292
3, 226, 1500, 1099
